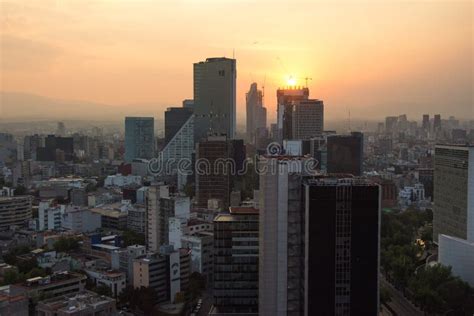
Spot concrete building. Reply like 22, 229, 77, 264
61, 207, 101, 233
10, 272, 87, 301
90, 203, 128, 230
133, 249, 191, 303
127, 204, 146, 234
104, 174, 142, 187
111, 244, 146, 286
213, 207, 259, 314
38, 200, 64, 231
435, 145, 474, 286
0, 196, 32, 231
36, 291, 116, 316
84, 268, 126, 298
193, 57, 236, 141
0, 289, 28, 316
146, 185, 190, 252
124, 117, 154, 162
304, 177, 380, 315
258, 157, 309, 316
181, 231, 213, 283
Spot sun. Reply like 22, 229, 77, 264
287, 76, 296, 86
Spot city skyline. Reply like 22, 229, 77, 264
1, 1, 473, 123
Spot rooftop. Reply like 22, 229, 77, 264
229, 206, 259, 215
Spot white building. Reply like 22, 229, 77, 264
38, 200, 65, 231
104, 174, 142, 188
181, 231, 213, 283
111, 244, 146, 285
84, 268, 126, 298
169, 217, 187, 249
61, 206, 101, 233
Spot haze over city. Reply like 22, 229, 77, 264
1, 0, 472, 123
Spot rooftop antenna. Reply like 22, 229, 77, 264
303, 77, 313, 88
262, 74, 266, 105
348, 108, 352, 132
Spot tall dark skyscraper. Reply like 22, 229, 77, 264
304, 177, 380, 316
193, 57, 236, 142
327, 132, 364, 176
213, 207, 259, 314
37, 135, 74, 161
164, 107, 193, 145
422, 114, 430, 130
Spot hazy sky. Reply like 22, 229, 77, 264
1, 0, 473, 123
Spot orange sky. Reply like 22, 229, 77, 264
1, 0, 473, 123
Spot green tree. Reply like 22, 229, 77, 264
53, 237, 79, 252
13, 185, 27, 196
122, 230, 145, 247
380, 286, 392, 305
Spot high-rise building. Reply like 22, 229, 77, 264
385, 116, 398, 133
246, 83, 267, 144
193, 58, 236, 141
124, 117, 154, 162
327, 132, 364, 176
277, 87, 309, 142
157, 115, 194, 188
182, 99, 194, 109
434, 145, 474, 242
422, 114, 430, 131
258, 156, 312, 316
304, 177, 380, 315
292, 99, 324, 140
164, 107, 193, 145
434, 145, 474, 286
433, 114, 442, 131
37, 135, 74, 161
195, 136, 231, 208
213, 207, 259, 314
56, 122, 66, 137
23, 134, 42, 160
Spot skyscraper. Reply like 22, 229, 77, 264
193, 58, 236, 141
246, 83, 267, 144
422, 114, 430, 131
385, 116, 398, 134
292, 99, 324, 140
327, 132, 364, 176
213, 207, 259, 314
124, 117, 154, 162
164, 107, 193, 145
434, 145, 474, 286
433, 114, 442, 131
304, 177, 380, 315
277, 87, 309, 142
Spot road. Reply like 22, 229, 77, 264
381, 276, 423, 316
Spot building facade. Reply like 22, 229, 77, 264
327, 132, 364, 176
304, 177, 380, 315
193, 57, 236, 141
214, 207, 259, 314
124, 117, 154, 162
0, 196, 32, 231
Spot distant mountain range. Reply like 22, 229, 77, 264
0, 91, 167, 121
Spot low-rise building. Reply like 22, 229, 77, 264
84, 268, 126, 298
111, 244, 146, 285
0, 287, 28, 316
10, 272, 87, 301
61, 206, 101, 233
36, 290, 116, 316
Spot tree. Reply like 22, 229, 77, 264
380, 286, 392, 305
53, 237, 79, 252
120, 286, 157, 314
13, 185, 27, 196
122, 230, 145, 247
